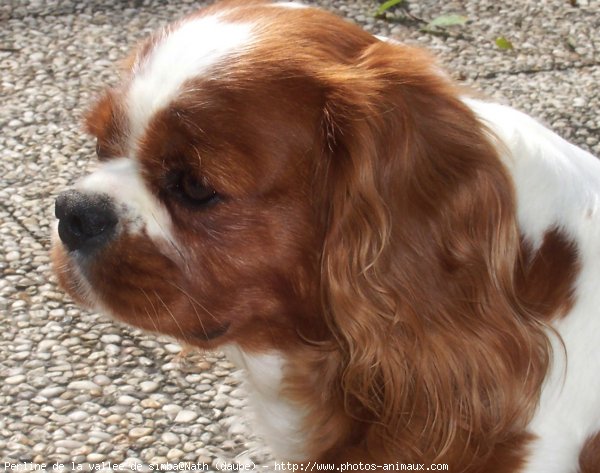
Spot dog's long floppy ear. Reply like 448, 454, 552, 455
318, 41, 550, 462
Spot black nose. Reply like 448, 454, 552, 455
55, 190, 118, 252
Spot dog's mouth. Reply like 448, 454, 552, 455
195, 322, 231, 342
52, 231, 233, 346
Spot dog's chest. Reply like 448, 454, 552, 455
222, 345, 308, 461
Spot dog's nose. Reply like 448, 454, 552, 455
55, 190, 118, 252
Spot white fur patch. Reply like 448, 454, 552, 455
272, 2, 308, 8
77, 158, 175, 247
466, 98, 600, 472
223, 345, 308, 461
126, 15, 253, 150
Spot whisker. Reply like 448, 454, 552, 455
149, 210, 190, 273
153, 289, 189, 344
166, 281, 221, 325
139, 288, 161, 333
185, 290, 210, 341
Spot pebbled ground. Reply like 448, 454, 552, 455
1, 0, 598, 469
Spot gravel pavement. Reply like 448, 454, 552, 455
1, 0, 599, 470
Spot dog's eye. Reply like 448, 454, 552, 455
171, 172, 219, 207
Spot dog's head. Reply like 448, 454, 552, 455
52, 1, 381, 350
52, 2, 554, 459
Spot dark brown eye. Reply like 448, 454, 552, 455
171, 172, 219, 207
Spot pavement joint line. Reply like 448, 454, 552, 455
0, 200, 49, 246
478, 61, 600, 80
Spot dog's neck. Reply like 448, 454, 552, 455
222, 344, 310, 461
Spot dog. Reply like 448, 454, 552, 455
51, 1, 600, 470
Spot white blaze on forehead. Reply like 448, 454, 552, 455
127, 15, 254, 148
272, 2, 308, 8
76, 158, 174, 244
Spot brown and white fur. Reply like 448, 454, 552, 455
51, 1, 600, 471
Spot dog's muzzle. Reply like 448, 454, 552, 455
55, 190, 118, 253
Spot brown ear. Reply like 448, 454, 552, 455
319, 42, 550, 463
84, 89, 124, 159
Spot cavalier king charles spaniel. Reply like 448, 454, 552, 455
52, 1, 600, 471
